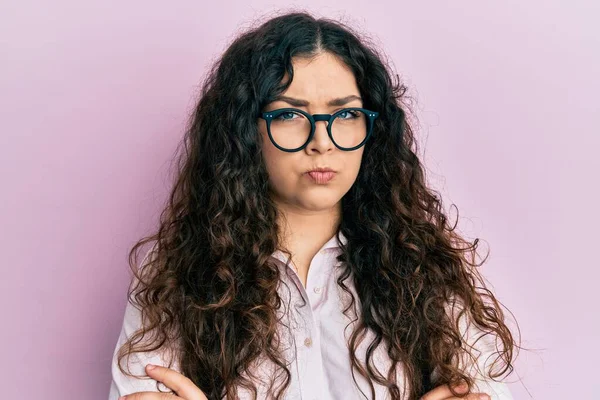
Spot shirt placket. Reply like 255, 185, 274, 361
285, 250, 332, 400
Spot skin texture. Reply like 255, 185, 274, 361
258, 51, 365, 287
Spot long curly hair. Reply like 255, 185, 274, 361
115, 9, 520, 400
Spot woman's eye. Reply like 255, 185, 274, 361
339, 110, 357, 119
276, 112, 297, 120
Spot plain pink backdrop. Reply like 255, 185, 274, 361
1, 1, 597, 399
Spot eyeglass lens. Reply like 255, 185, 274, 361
269, 110, 368, 150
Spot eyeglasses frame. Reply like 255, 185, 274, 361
258, 107, 380, 152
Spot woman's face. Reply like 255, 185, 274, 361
258, 52, 365, 212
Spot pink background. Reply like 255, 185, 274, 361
1, 1, 597, 399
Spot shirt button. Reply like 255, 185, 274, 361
313, 286, 322, 294
304, 337, 312, 347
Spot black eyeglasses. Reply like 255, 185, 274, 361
258, 107, 379, 152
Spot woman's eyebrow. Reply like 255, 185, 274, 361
274, 95, 362, 107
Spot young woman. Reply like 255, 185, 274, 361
109, 11, 519, 400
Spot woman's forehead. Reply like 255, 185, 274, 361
282, 53, 359, 91
270, 94, 363, 108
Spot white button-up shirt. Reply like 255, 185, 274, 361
109, 231, 513, 399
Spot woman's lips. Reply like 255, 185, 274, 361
306, 171, 336, 184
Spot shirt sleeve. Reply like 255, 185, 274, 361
108, 245, 181, 400
444, 298, 514, 400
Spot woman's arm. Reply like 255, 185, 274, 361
108, 245, 181, 399
440, 298, 515, 400
108, 295, 181, 399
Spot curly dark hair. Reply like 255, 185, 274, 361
115, 9, 521, 400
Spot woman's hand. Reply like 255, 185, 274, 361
420, 380, 491, 400
118, 364, 208, 400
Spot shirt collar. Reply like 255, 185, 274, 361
271, 230, 347, 263
322, 229, 347, 250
